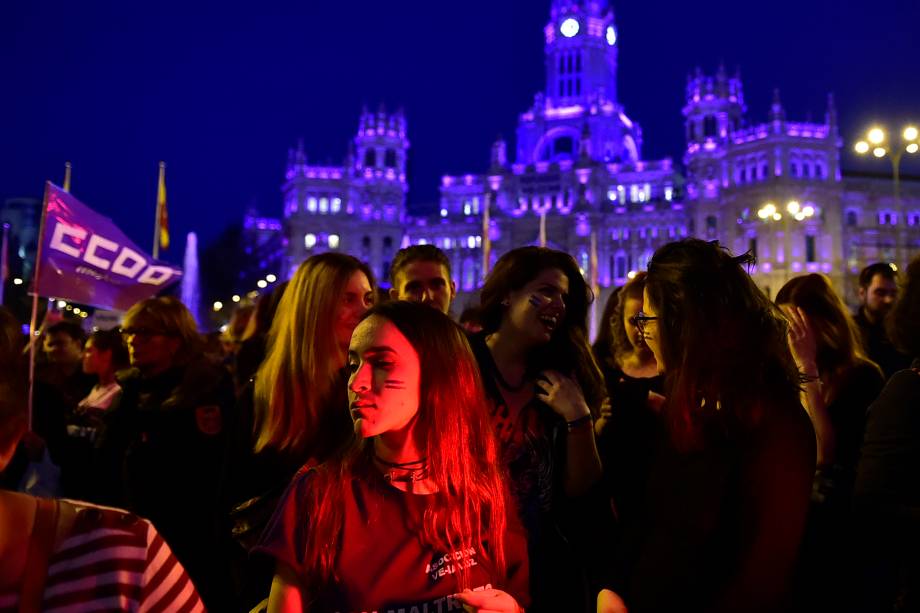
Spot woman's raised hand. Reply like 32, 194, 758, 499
781, 305, 818, 374
536, 369, 591, 422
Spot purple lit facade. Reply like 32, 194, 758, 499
277, 0, 920, 305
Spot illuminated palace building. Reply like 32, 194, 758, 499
273, 0, 920, 306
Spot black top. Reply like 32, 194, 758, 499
615, 400, 816, 613
854, 358, 920, 527
596, 359, 664, 526
257, 465, 531, 613
853, 309, 911, 380
95, 356, 235, 610
826, 361, 885, 480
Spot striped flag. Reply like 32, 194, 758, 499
155, 162, 170, 254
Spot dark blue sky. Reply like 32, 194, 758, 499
3, 0, 919, 263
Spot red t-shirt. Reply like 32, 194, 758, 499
256, 467, 530, 613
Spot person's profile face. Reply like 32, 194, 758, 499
391, 261, 455, 315
347, 315, 421, 439
503, 267, 569, 348
43, 332, 82, 364
641, 288, 664, 373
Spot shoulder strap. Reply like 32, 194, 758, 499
19, 497, 60, 613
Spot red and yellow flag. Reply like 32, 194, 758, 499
156, 162, 169, 252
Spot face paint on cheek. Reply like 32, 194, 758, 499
528, 294, 549, 308
383, 379, 407, 390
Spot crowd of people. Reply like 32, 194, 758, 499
0, 238, 917, 612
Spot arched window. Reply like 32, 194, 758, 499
703, 116, 718, 138
384, 149, 397, 168
364, 149, 376, 168
706, 215, 717, 239
846, 210, 858, 227
383, 236, 393, 250
462, 258, 475, 291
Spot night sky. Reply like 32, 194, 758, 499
3, 0, 919, 264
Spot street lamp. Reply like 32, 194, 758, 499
756, 200, 817, 281
853, 124, 920, 201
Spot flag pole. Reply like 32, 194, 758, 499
27, 182, 52, 432
538, 208, 547, 248
62, 161, 72, 193
482, 191, 492, 280
0, 223, 8, 306
153, 161, 165, 259
589, 229, 599, 342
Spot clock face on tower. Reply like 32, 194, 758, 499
560, 18, 580, 38
606, 25, 617, 45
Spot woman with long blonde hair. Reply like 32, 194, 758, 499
223, 253, 375, 608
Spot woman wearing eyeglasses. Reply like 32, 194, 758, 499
591, 272, 663, 530
597, 239, 816, 613
471, 247, 616, 612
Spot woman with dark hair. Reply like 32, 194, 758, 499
474, 246, 609, 612
854, 253, 920, 611
592, 273, 663, 528
77, 329, 130, 413
259, 302, 529, 612
60, 329, 130, 498
224, 253, 375, 608
598, 239, 815, 613
775, 274, 884, 612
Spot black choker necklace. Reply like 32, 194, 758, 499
375, 455, 427, 468
375, 455, 428, 483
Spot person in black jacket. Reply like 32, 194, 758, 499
854, 253, 920, 611
96, 296, 235, 611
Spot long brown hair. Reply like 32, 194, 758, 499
776, 273, 881, 401
301, 301, 509, 590
479, 246, 604, 411
253, 253, 374, 458
645, 239, 800, 449
887, 253, 920, 358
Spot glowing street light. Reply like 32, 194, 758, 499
867, 127, 885, 144
213, 301, 223, 312
257, 279, 268, 289
854, 122, 919, 218
266, 274, 277, 283
12, 278, 22, 286
232, 295, 241, 303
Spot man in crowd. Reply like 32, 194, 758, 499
95, 296, 234, 610
853, 262, 911, 378
40, 320, 94, 410
389, 244, 456, 315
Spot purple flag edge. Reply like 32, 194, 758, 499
33, 183, 183, 312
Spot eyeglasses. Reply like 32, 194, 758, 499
631, 312, 659, 336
